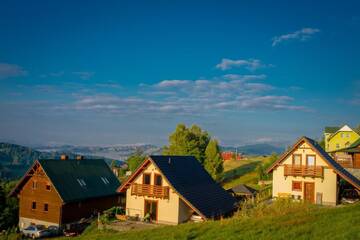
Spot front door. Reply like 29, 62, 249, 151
304, 182, 315, 203
144, 200, 158, 221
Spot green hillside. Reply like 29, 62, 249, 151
59, 201, 359, 240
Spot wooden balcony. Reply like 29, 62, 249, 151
284, 164, 323, 178
131, 183, 170, 199
335, 155, 353, 168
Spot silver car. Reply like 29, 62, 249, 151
22, 225, 50, 239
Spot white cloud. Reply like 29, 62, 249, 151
69, 74, 310, 115
216, 58, 270, 71
72, 71, 95, 80
0, 63, 28, 79
156, 80, 191, 88
272, 28, 320, 47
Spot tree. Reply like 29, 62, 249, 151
256, 152, 279, 181
163, 124, 210, 164
317, 136, 325, 150
0, 179, 19, 231
354, 124, 360, 135
204, 139, 223, 180
127, 153, 145, 172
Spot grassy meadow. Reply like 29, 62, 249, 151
54, 201, 360, 240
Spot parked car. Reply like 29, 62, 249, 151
22, 225, 50, 239
46, 225, 61, 237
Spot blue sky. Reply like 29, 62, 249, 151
0, 0, 360, 146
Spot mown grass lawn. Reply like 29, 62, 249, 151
221, 156, 269, 189
57, 201, 360, 240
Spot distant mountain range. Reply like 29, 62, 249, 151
35, 144, 162, 161
221, 143, 284, 155
0, 141, 283, 179
0, 142, 161, 179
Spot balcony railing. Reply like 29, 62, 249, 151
284, 164, 323, 178
131, 183, 170, 199
335, 155, 353, 168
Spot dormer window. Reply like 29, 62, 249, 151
77, 178, 86, 187
101, 177, 110, 185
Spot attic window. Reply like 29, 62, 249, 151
46, 184, 51, 191
101, 177, 110, 185
77, 178, 86, 187
32, 181, 37, 189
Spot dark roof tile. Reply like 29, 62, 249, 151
149, 155, 236, 218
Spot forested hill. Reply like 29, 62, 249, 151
0, 143, 105, 179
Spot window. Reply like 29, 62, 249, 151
44, 203, 48, 212
32, 181, 37, 189
336, 143, 340, 149
341, 133, 344, 138
32, 202, 36, 210
101, 177, 110, 185
154, 174, 162, 186
292, 154, 302, 166
306, 155, 315, 166
346, 133, 350, 138
292, 181, 302, 191
46, 184, 51, 191
143, 173, 151, 184
77, 178, 87, 187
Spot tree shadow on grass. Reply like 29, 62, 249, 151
220, 161, 261, 184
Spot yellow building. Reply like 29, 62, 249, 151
118, 155, 236, 225
267, 137, 360, 205
324, 125, 360, 152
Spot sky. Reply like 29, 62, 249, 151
0, 0, 360, 147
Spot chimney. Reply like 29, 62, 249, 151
60, 154, 68, 161
76, 155, 84, 161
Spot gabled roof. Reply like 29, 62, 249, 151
11, 158, 121, 203
326, 125, 359, 141
267, 136, 360, 190
348, 138, 360, 149
118, 155, 236, 219
229, 184, 257, 196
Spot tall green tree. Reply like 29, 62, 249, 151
204, 139, 223, 180
163, 124, 210, 164
127, 153, 145, 172
0, 180, 19, 230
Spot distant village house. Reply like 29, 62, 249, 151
10, 155, 122, 230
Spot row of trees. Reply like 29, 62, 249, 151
126, 124, 223, 180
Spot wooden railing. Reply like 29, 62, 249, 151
284, 164, 323, 178
131, 183, 170, 199
335, 155, 353, 168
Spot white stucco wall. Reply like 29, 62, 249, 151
125, 162, 192, 225
272, 141, 338, 205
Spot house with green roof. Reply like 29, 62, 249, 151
324, 125, 360, 152
10, 155, 122, 230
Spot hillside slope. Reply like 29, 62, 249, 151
72, 202, 359, 240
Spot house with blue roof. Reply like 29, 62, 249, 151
267, 137, 360, 205
118, 155, 236, 225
